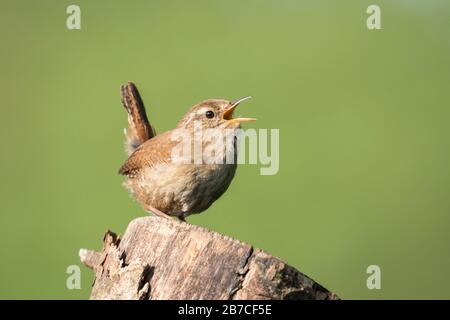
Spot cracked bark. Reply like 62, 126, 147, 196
79, 216, 339, 300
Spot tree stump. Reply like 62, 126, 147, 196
79, 216, 339, 300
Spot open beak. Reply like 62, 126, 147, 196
222, 96, 257, 123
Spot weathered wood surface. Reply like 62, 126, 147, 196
80, 216, 339, 300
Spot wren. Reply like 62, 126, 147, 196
118, 82, 255, 221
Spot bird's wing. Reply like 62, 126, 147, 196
120, 82, 157, 156
118, 130, 178, 176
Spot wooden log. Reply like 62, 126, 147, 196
79, 216, 339, 300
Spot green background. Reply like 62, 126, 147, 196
1, 0, 449, 299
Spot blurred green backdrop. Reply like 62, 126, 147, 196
1, 0, 449, 299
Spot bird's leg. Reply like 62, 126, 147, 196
145, 205, 172, 220
145, 205, 187, 223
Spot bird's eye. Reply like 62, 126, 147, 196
205, 110, 215, 119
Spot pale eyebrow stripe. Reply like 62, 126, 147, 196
197, 107, 210, 114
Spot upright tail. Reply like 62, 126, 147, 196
120, 82, 156, 155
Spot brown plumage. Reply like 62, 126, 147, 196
118, 82, 255, 221
120, 82, 156, 156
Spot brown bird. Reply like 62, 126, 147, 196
118, 82, 255, 222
